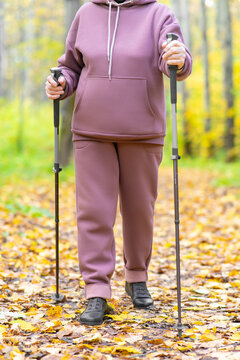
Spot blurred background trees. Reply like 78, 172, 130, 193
0, 0, 239, 170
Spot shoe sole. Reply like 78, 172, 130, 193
80, 318, 103, 326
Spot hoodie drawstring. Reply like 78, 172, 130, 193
107, 1, 112, 62
107, 0, 132, 80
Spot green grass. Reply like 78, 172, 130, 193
0, 99, 239, 188
161, 151, 240, 187
0, 99, 74, 186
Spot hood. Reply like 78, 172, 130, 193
91, 0, 157, 80
92, 0, 156, 6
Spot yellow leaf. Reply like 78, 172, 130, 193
177, 344, 193, 351
197, 269, 210, 278
98, 345, 141, 355
230, 333, 240, 341
14, 320, 38, 332
112, 345, 141, 355
199, 333, 218, 342
113, 336, 126, 345
64, 314, 76, 319
25, 307, 38, 316
51, 339, 62, 344
42, 321, 56, 332
83, 332, 102, 343
76, 344, 94, 350
80, 280, 85, 287
0, 325, 7, 339
147, 338, 167, 346
106, 313, 135, 322
206, 281, 225, 289
183, 328, 198, 338
98, 346, 115, 353
19, 274, 27, 279
229, 327, 238, 332
53, 320, 62, 327
46, 305, 62, 319
193, 321, 204, 326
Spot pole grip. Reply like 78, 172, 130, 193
166, 33, 179, 105
50, 67, 63, 86
50, 67, 62, 128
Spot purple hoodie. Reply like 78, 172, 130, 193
58, 0, 192, 142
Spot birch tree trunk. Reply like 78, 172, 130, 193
171, 0, 192, 155
201, 0, 211, 152
221, 0, 235, 161
0, 0, 5, 97
60, 0, 82, 167
180, 0, 192, 156
216, 0, 223, 39
17, 4, 26, 152
25, 0, 35, 100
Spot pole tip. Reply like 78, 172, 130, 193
177, 324, 183, 339
51, 293, 65, 303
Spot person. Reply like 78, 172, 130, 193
45, 0, 192, 326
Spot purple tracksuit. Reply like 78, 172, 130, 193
58, 0, 192, 299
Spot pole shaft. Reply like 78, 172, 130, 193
54, 127, 59, 165
173, 158, 182, 333
168, 55, 182, 338
55, 172, 60, 297
172, 104, 178, 149
50, 68, 63, 302
54, 99, 60, 128
53, 98, 61, 300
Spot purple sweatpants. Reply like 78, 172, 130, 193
73, 140, 163, 299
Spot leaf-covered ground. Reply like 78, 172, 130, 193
0, 167, 240, 360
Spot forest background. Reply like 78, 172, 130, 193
0, 0, 239, 187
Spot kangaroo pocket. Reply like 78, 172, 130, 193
72, 76, 162, 140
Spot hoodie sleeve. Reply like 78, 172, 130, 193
158, 9, 192, 81
58, 10, 84, 100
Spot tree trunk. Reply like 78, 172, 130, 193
25, 0, 35, 100
221, 0, 235, 161
201, 0, 210, 132
216, 0, 223, 41
171, 0, 192, 156
180, 0, 192, 156
0, 0, 5, 97
60, 0, 81, 167
17, 4, 26, 152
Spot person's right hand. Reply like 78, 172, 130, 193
45, 75, 66, 100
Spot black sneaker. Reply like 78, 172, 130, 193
80, 297, 109, 326
125, 281, 154, 308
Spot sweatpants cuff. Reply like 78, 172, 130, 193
124, 268, 148, 283
85, 283, 111, 300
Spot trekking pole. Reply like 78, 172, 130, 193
50, 67, 64, 303
166, 33, 182, 339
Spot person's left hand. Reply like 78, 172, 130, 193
162, 40, 186, 69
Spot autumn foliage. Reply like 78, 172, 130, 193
0, 168, 240, 359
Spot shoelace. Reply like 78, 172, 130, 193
86, 297, 105, 311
